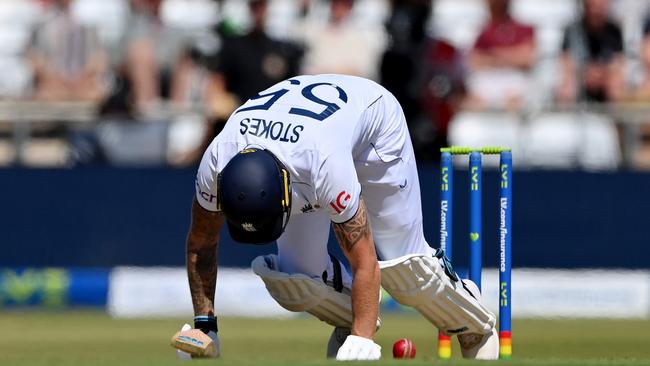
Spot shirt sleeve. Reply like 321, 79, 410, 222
195, 147, 220, 212
315, 151, 361, 223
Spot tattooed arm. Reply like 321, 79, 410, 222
186, 198, 225, 316
332, 198, 380, 339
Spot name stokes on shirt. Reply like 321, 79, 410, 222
239, 118, 304, 143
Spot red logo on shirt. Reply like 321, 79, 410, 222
329, 191, 351, 214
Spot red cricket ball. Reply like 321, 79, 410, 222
392, 338, 416, 359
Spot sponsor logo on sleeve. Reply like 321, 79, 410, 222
329, 191, 351, 214
196, 180, 217, 203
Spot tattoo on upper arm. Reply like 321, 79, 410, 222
333, 199, 370, 252
189, 199, 223, 243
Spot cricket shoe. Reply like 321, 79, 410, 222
326, 327, 351, 358
457, 279, 499, 360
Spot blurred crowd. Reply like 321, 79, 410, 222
4, 0, 650, 169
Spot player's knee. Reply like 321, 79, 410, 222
379, 253, 495, 335
252, 254, 354, 327
379, 254, 446, 306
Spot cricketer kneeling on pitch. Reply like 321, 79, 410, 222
171, 74, 499, 361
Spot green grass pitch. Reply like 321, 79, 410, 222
1, 311, 649, 365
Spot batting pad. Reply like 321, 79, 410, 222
252, 255, 353, 328
379, 254, 495, 335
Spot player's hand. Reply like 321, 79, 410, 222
173, 323, 221, 359
336, 335, 381, 361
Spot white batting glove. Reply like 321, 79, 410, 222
175, 324, 221, 360
336, 335, 381, 361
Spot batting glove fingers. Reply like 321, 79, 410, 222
336, 335, 381, 361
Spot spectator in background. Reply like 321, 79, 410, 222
633, 18, 650, 99
188, 0, 303, 158
627, 18, 650, 169
465, 0, 536, 110
557, 0, 625, 104
101, 0, 223, 118
0, 0, 39, 100
29, 0, 108, 102
170, 47, 216, 112
121, 0, 187, 116
166, 42, 230, 166
518, 0, 622, 171
210, 0, 303, 106
381, 0, 465, 160
299, 0, 384, 79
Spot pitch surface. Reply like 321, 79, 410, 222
2, 312, 649, 365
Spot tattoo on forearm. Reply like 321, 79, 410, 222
188, 247, 217, 315
333, 199, 370, 252
187, 199, 223, 316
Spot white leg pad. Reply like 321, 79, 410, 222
252, 255, 353, 328
379, 254, 496, 335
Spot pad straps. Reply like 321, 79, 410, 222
434, 248, 460, 282
434, 249, 477, 300
323, 253, 344, 293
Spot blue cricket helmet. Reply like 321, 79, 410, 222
218, 148, 291, 244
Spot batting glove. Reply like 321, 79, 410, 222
336, 335, 381, 361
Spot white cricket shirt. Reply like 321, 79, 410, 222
195, 74, 408, 224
